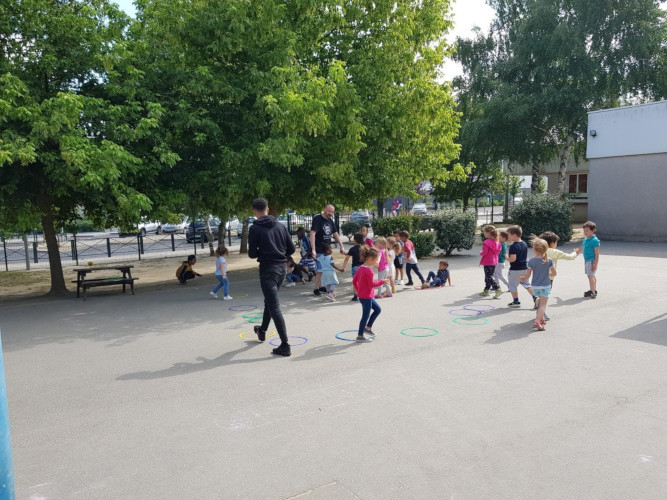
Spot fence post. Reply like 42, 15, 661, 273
171, 233, 175, 252
106, 238, 111, 258
137, 235, 141, 261
32, 242, 38, 264
74, 235, 79, 266
22, 235, 29, 271
2, 239, 7, 272
0, 330, 16, 499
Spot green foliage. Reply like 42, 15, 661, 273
431, 209, 477, 256
509, 194, 573, 243
411, 232, 436, 259
371, 216, 421, 237
63, 219, 106, 234
340, 220, 366, 240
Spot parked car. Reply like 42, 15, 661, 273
236, 217, 256, 237
161, 217, 189, 234
277, 214, 305, 235
350, 210, 371, 223
119, 220, 161, 237
186, 218, 220, 243
412, 203, 428, 215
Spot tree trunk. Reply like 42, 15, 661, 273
205, 219, 215, 256
375, 198, 384, 218
40, 210, 68, 296
240, 216, 249, 254
462, 197, 469, 211
531, 162, 540, 193
556, 136, 575, 193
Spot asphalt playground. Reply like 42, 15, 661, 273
1, 240, 665, 499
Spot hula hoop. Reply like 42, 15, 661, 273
242, 312, 263, 319
452, 317, 489, 326
269, 336, 308, 347
239, 330, 276, 340
463, 304, 496, 312
233, 293, 249, 298
400, 327, 439, 337
449, 309, 482, 317
335, 329, 359, 342
248, 318, 265, 324
229, 305, 258, 312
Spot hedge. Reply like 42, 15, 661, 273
411, 231, 436, 258
430, 209, 477, 256
340, 220, 367, 240
509, 194, 573, 243
371, 215, 422, 236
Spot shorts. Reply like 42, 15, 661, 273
315, 253, 324, 272
532, 286, 551, 297
508, 269, 531, 292
394, 255, 403, 269
351, 265, 360, 277
585, 261, 596, 276
299, 258, 317, 272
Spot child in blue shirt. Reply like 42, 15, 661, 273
506, 225, 534, 308
579, 221, 600, 299
424, 261, 452, 287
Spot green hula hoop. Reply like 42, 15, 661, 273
248, 318, 265, 324
452, 317, 489, 326
400, 327, 439, 337
242, 312, 263, 319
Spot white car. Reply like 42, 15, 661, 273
412, 203, 428, 215
161, 217, 189, 234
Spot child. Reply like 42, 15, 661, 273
399, 230, 425, 287
538, 231, 581, 320
424, 260, 451, 287
374, 237, 393, 298
493, 231, 510, 291
176, 255, 202, 284
284, 256, 306, 287
393, 230, 405, 284
479, 225, 503, 298
317, 245, 344, 301
360, 224, 374, 247
352, 246, 388, 342
386, 237, 398, 293
342, 232, 365, 301
520, 238, 556, 331
506, 225, 534, 308
296, 227, 316, 280
210, 246, 232, 299
578, 221, 600, 299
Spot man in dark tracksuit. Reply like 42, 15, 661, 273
248, 198, 296, 356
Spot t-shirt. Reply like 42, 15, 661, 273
527, 257, 554, 287
299, 235, 312, 258
364, 237, 374, 247
436, 268, 450, 283
582, 235, 600, 262
311, 214, 336, 254
347, 244, 362, 268
404, 240, 417, 264
508, 240, 528, 271
316, 254, 334, 272
378, 248, 388, 271
215, 256, 227, 276
499, 242, 507, 264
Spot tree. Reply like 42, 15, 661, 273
0, 0, 175, 294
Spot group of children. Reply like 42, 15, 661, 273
477, 221, 600, 331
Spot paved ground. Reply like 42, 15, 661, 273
1, 240, 666, 499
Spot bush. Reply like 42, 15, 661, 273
509, 194, 573, 243
371, 215, 421, 236
340, 220, 366, 240
411, 232, 436, 258
431, 209, 477, 256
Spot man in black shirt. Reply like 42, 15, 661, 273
248, 198, 296, 356
309, 204, 346, 296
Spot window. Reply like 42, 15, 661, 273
568, 173, 588, 194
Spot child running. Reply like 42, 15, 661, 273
210, 246, 232, 299
506, 225, 534, 308
520, 238, 556, 330
493, 231, 510, 290
424, 260, 451, 287
374, 237, 393, 298
479, 225, 503, 298
393, 230, 405, 284
341, 232, 365, 301
539, 231, 581, 320
317, 245, 344, 301
399, 230, 425, 287
352, 246, 388, 342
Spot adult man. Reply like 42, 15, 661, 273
310, 204, 346, 296
248, 198, 296, 356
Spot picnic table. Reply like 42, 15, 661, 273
72, 265, 137, 300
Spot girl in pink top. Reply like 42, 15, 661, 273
374, 237, 393, 298
479, 225, 502, 298
352, 247, 387, 342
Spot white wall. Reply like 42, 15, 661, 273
587, 101, 667, 159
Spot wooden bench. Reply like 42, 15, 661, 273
72, 265, 136, 300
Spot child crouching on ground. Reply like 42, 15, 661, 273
520, 238, 556, 331
352, 246, 388, 342
424, 261, 452, 287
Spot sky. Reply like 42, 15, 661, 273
112, 0, 496, 80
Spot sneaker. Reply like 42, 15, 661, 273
479, 290, 490, 296
210, 291, 218, 298
314, 289, 321, 296
392, 288, 396, 294
583, 290, 593, 298
285, 282, 296, 287
395, 279, 403, 285
590, 291, 598, 299
319, 287, 327, 293
544, 313, 550, 321
385, 292, 393, 298
493, 289, 503, 299
405, 281, 414, 286
223, 295, 233, 300
533, 320, 546, 331
253, 325, 266, 342
326, 293, 335, 301
508, 301, 521, 308
356, 335, 373, 343
365, 328, 376, 339
351, 295, 358, 301
272, 343, 291, 356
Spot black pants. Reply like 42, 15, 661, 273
179, 270, 196, 283
484, 265, 499, 291
406, 263, 425, 283
259, 264, 289, 345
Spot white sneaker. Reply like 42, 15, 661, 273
396, 279, 403, 285
285, 282, 296, 287
210, 292, 218, 299
223, 295, 233, 300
